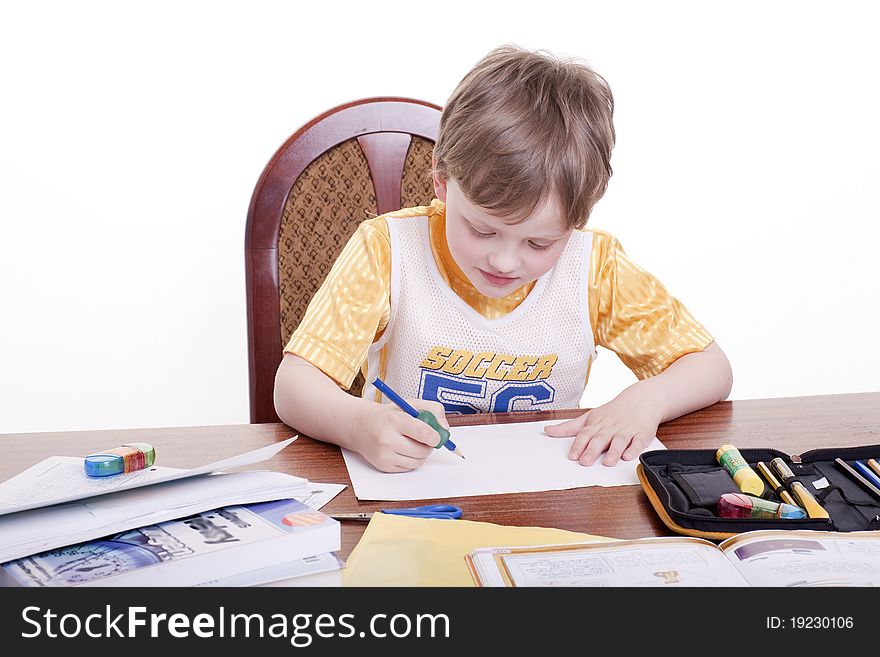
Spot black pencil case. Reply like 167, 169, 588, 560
637, 444, 880, 540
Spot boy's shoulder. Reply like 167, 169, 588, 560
579, 226, 612, 239
360, 214, 390, 232
382, 201, 438, 222
360, 202, 441, 238
578, 228, 626, 271
362, 202, 437, 229
355, 205, 438, 248
579, 226, 619, 250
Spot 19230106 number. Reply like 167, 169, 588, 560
767, 616, 854, 630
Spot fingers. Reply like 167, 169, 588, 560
543, 411, 590, 437
407, 398, 450, 429
382, 451, 431, 473
366, 423, 432, 472
372, 452, 430, 473
568, 424, 606, 466
569, 427, 655, 467
622, 432, 655, 461
394, 412, 444, 449
601, 431, 632, 466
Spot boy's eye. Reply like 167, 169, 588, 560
469, 226, 494, 238
528, 241, 552, 251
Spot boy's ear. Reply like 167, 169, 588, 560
431, 156, 448, 202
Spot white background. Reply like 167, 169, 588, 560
1, 1, 877, 434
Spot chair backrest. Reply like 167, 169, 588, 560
245, 97, 442, 423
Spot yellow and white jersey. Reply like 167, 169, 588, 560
285, 200, 714, 407
362, 216, 596, 414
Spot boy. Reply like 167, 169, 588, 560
274, 45, 732, 473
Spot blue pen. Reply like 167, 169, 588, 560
372, 377, 465, 459
853, 460, 880, 494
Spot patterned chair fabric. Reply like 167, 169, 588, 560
278, 136, 436, 398
246, 99, 441, 423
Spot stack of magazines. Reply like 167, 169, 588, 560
0, 439, 343, 587
1, 498, 342, 587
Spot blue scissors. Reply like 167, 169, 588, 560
330, 504, 463, 521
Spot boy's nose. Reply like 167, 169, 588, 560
487, 248, 519, 274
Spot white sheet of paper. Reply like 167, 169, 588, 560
342, 419, 665, 500
293, 483, 347, 510
0, 437, 297, 516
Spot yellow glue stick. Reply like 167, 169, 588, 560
716, 444, 765, 496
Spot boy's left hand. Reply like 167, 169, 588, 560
543, 386, 664, 466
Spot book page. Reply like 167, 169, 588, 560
720, 530, 880, 586
472, 537, 749, 587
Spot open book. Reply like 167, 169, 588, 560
466, 530, 880, 587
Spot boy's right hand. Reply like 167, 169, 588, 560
352, 399, 450, 473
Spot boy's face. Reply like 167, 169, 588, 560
434, 177, 573, 299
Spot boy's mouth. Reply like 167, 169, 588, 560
478, 269, 519, 287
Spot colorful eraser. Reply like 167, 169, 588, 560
84, 443, 156, 477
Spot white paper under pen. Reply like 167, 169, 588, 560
342, 419, 665, 501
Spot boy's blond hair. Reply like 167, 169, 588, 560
433, 45, 615, 230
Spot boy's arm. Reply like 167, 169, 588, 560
638, 341, 733, 424
274, 354, 368, 453
273, 354, 448, 472
544, 341, 733, 466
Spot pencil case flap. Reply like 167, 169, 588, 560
670, 468, 741, 507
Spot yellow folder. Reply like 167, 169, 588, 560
342, 512, 614, 586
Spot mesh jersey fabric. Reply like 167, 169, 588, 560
362, 217, 595, 413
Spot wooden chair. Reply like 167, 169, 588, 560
245, 97, 442, 423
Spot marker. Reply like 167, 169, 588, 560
867, 459, 880, 479
755, 461, 800, 507
769, 458, 829, 519
372, 378, 465, 459
716, 444, 764, 496
84, 443, 156, 477
836, 459, 880, 501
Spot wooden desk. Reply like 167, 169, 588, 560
2, 392, 879, 559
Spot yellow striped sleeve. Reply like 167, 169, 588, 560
588, 230, 714, 379
284, 216, 392, 389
